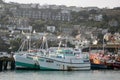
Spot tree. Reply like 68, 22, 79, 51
0, 37, 10, 52
10, 38, 22, 52
103, 14, 109, 22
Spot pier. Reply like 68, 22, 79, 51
0, 55, 15, 71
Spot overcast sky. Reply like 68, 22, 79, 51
5, 0, 120, 8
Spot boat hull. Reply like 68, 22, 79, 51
91, 63, 107, 69
38, 57, 90, 71
113, 62, 120, 69
14, 54, 39, 69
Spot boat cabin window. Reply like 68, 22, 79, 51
74, 52, 81, 55
46, 59, 54, 63
74, 49, 79, 51
65, 51, 73, 54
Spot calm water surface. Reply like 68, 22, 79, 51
0, 70, 120, 80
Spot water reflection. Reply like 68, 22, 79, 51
0, 70, 120, 80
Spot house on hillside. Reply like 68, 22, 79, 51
47, 26, 55, 33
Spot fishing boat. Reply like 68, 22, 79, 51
14, 51, 39, 69
13, 37, 40, 69
14, 31, 50, 70
37, 48, 90, 71
113, 61, 120, 69
13, 29, 40, 69
37, 35, 91, 71
90, 50, 106, 69
113, 52, 120, 69
89, 50, 114, 69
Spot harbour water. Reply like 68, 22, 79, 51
0, 70, 120, 80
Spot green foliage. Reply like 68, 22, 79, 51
10, 38, 22, 51
108, 27, 119, 34
71, 30, 79, 37
0, 37, 10, 52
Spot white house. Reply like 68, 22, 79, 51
47, 26, 55, 32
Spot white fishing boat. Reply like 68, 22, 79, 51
37, 48, 90, 71
13, 51, 39, 69
37, 35, 91, 71
14, 31, 49, 69
13, 42, 40, 69
13, 29, 40, 69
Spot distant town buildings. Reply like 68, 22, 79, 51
89, 14, 103, 21
9, 3, 71, 21
0, 0, 120, 51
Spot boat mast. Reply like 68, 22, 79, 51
28, 26, 32, 53
40, 33, 48, 50
57, 35, 62, 49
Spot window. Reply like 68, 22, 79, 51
46, 59, 54, 63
